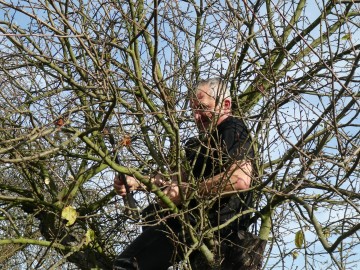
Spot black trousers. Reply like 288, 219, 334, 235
113, 203, 258, 270
113, 217, 182, 270
112, 222, 248, 270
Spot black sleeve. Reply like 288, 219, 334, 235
220, 119, 255, 163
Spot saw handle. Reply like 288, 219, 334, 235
117, 172, 139, 221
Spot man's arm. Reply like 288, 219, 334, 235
114, 161, 252, 204
160, 160, 252, 205
199, 161, 252, 196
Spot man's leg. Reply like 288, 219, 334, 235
113, 223, 181, 270
221, 231, 267, 270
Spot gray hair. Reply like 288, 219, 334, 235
195, 77, 231, 104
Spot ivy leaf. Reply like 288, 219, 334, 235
85, 229, 95, 245
295, 230, 304, 248
61, 205, 78, 226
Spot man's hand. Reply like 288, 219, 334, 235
114, 175, 140, 196
161, 182, 189, 206
114, 173, 188, 206
162, 184, 181, 205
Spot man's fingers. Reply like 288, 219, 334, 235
114, 176, 126, 196
114, 185, 127, 196
114, 178, 122, 189
114, 176, 124, 185
114, 175, 138, 195
117, 184, 125, 194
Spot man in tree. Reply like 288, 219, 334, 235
113, 78, 256, 270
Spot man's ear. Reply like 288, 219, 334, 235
224, 98, 231, 110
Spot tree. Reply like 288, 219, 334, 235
0, 0, 359, 269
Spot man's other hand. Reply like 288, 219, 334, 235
161, 182, 189, 206
114, 175, 140, 196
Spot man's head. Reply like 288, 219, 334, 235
190, 78, 232, 131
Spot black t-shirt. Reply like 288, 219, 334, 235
184, 116, 255, 232
185, 116, 254, 179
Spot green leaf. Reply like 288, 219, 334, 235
57, 188, 69, 202
44, 177, 50, 185
61, 205, 78, 226
85, 229, 95, 245
215, 52, 221, 58
341, 33, 351, 40
292, 251, 299, 259
295, 230, 304, 248
323, 228, 330, 239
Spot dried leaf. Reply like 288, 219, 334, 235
120, 135, 132, 147
258, 84, 265, 94
54, 118, 65, 128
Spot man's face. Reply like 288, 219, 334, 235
190, 84, 222, 131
